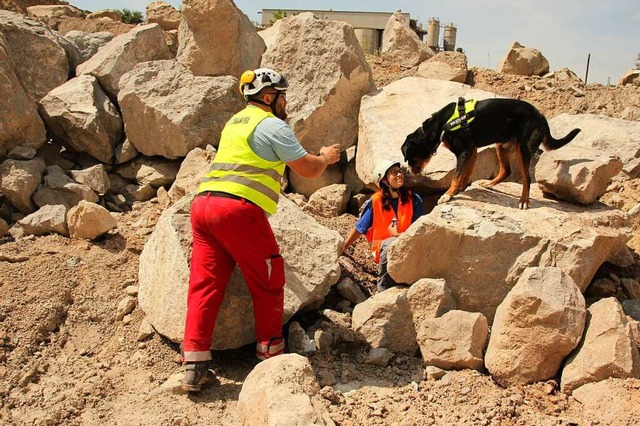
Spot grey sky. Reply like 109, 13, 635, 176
71, 0, 640, 85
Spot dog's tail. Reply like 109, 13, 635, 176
542, 125, 581, 151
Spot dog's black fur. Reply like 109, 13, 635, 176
401, 98, 581, 208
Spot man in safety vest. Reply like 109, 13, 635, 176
341, 160, 425, 292
182, 68, 340, 392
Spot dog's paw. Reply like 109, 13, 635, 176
475, 179, 494, 188
518, 200, 530, 210
437, 194, 452, 205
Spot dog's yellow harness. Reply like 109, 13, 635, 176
444, 98, 477, 132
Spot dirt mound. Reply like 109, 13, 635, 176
2, 55, 640, 425
367, 54, 640, 122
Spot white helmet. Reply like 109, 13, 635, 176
239, 67, 288, 98
372, 160, 401, 187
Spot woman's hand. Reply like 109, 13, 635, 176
387, 219, 399, 237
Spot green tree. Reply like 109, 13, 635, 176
120, 9, 143, 24
636, 52, 640, 70
268, 9, 287, 25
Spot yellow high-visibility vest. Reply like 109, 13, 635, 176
198, 106, 286, 214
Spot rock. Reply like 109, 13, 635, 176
288, 164, 343, 199
496, 41, 549, 76
116, 296, 136, 321
38, 75, 123, 164
313, 329, 333, 351
618, 70, 640, 87
406, 278, 456, 329
561, 298, 640, 393
114, 139, 138, 165
118, 60, 243, 159
622, 300, 640, 321
388, 184, 630, 322
7, 146, 36, 160
69, 165, 110, 196
417, 51, 468, 83
0, 32, 46, 153
26, 5, 85, 19
302, 184, 350, 218
177, 0, 264, 77
536, 146, 623, 205
366, 348, 393, 366
77, 23, 172, 100
237, 354, 333, 426
137, 318, 155, 341
64, 31, 113, 63
87, 10, 121, 22
167, 147, 215, 203
352, 287, 417, 353
262, 12, 375, 154
549, 114, 640, 178
146, 1, 181, 31
115, 157, 180, 188
0, 11, 68, 102
381, 11, 433, 68
620, 278, 640, 299
417, 310, 488, 371
9, 204, 68, 238
424, 365, 447, 380
335, 278, 368, 305
288, 321, 316, 355
33, 165, 99, 209
485, 267, 586, 386
0, 218, 9, 237
66, 200, 117, 240
0, 158, 46, 214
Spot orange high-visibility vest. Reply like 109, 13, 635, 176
365, 191, 414, 263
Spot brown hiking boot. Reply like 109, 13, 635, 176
181, 362, 215, 392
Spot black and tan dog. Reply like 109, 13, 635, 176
401, 98, 581, 209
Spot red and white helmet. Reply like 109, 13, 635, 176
239, 68, 288, 98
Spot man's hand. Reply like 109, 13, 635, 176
319, 144, 340, 165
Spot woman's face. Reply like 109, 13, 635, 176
384, 166, 404, 189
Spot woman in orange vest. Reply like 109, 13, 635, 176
342, 160, 425, 291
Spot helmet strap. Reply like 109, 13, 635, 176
248, 92, 281, 116
269, 92, 282, 116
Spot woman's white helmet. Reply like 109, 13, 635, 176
373, 160, 401, 187
239, 68, 289, 98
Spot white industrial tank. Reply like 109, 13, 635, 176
426, 18, 440, 50
443, 23, 457, 51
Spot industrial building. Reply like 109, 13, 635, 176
259, 9, 459, 55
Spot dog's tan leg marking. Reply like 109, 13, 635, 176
514, 146, 530, 209
462, 148, 478, 188
439, 149, 475, 205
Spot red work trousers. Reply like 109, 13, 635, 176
182, 193, 285, 362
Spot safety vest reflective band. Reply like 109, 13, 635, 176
444, 98, 477, 132
365, 191, 414, 263
198, 106, 286, 215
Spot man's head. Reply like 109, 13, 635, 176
239, 68, 289, 120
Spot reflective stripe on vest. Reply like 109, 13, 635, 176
365, 191, 414, 263
198, 106, 286, 215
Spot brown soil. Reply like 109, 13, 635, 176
2, 55, 640, 425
